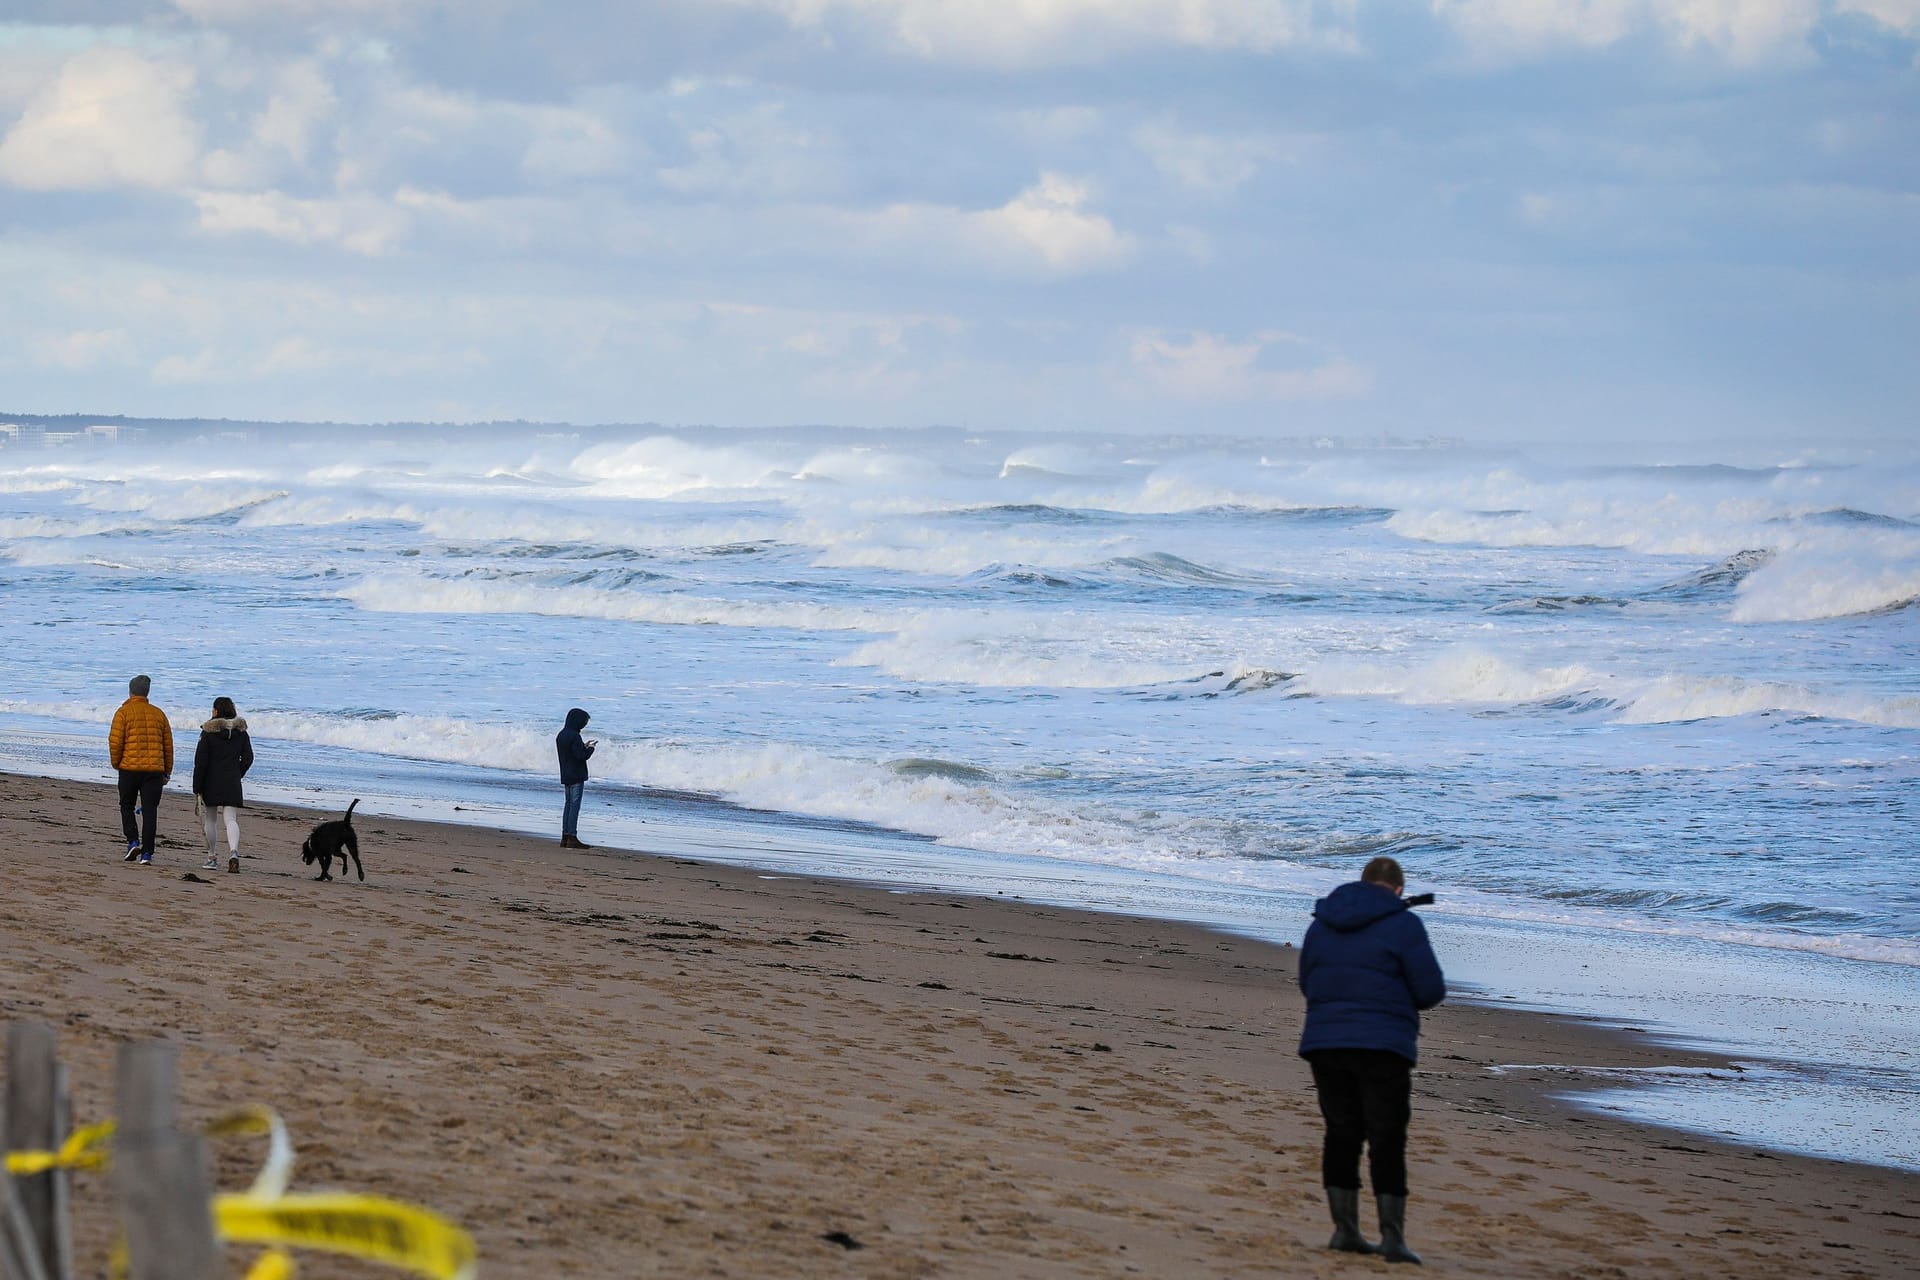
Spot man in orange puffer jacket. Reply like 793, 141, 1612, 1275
109, 674, 174, 865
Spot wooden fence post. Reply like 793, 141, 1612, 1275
1, 1028, 57, 1280
112, 1043, 217, 1280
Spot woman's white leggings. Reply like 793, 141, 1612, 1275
203, 805, 241, 854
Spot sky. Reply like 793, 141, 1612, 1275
0, 1, 1916, 444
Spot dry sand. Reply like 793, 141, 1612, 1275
1, 771, 1914, 1278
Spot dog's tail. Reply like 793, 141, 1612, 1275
343, 797, 360, 823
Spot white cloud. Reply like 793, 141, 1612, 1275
337, 79, 636, 194
521, 102, 629, 183
154, 334, 350, 384
202, 58, 339, 187
1429, 0, 1920, 62
1130, 330, 1369, 400
1432, 0, 1827, 62
742, 0, 1346, 66
29, 328, 135, 371
170, 0, 448, 22
968, 173, 1135, 273
1013, 106, 1104, 145
0, 47, 200, 190
1134, 120, 1301, 194
1837, 0, 1920, 31
657, 102, 832, 198
0, 36, 79, 116
194, 189, 411, 254
845, 174, 1135, 276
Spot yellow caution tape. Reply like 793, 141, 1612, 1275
215, 1192, 477, 1280
4, 1119, 115, 1175
242, 1248, 297, 1280
7, 1107, 288, 1183
12, 1109, 476, 1280
205, 1105, 296, 1199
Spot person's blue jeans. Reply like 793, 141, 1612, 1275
561, 781, 585, 839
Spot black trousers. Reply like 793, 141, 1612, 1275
1306, 1047, 1412, 1196
117, 771, 165, 856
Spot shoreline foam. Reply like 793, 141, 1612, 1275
7, 727, 1920, 1173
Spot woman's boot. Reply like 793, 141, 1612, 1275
1324, 1187, 1374, 1253
1375, 1194, 1421, 1264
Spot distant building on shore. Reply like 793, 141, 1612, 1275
0, 422, 148, 450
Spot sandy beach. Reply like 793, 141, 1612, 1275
2, 771, 1914, 1278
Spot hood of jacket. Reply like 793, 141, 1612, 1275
1311, 880, 1409, 934
201, 716, 248, 734
564, 707, 591, 732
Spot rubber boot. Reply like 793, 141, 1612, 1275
1324, 1187, 1374, 1254
1375, 1194, 1421, 1264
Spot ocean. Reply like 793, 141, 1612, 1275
2, 425, 1915, 1168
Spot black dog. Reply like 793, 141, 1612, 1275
301, 799, 364, 882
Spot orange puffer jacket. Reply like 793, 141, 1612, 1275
109, 696, 174, 774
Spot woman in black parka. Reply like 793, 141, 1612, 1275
192, 695, 254, 874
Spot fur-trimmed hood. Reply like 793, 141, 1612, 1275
201, 716, 248, 734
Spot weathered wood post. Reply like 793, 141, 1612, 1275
1, 1177, 49, 1280
112, 1043, 217, 1280
3, 1021, 62, 1280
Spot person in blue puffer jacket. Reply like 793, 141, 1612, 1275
1298, 855, 1446, 1264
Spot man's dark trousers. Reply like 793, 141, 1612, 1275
117, 771, 164, 856
1306, 1047, 1412, 1195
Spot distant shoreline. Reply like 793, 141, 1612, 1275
6, 720, 1919, 1174
0, 411, 1473, 453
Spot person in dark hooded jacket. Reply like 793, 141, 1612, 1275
555, 708, 597, 849
1298, 855, 1445, 1264
191, 695, 253, 874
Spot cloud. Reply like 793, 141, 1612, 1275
327, 77, 638, 196
656, 101, 835, 198
520, 101, 630, 183
194, 189, 411, 253
1428, 0, 1920, 62
1013, 106, 1104, 145
739, 0, 1347, 66
849, 173, 1135, 277
1837, 0, 1920, 31
1134, 120, 1303, 194
1130, 330, 1369, 400
169, 0, 448, 23
0, 47, 200, 190
28, 328, 136, 372
201, 58, 339, 188
971, 173, 1135, 272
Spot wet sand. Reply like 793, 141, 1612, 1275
2, 771, 1914, 1277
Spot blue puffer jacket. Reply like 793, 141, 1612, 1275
1297, 880, 1446, 1064
556, 708, 594, 785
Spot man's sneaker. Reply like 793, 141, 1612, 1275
124, 842, 141, 862
203, 855, 220, 871
137, 855, 153, 866
228, 855, 241, 874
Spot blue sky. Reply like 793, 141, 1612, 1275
1, 1, 1915, 443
